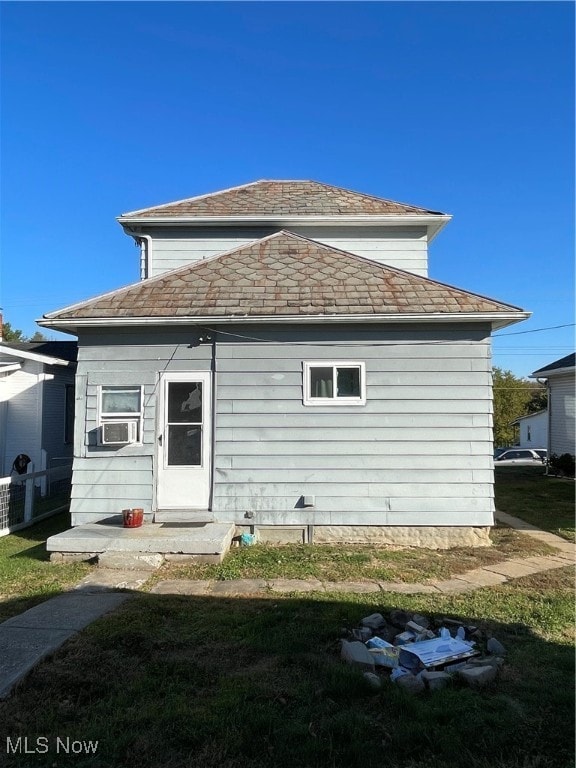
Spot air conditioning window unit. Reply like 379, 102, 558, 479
100, 420, 138, 445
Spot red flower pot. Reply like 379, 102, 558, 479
122, 508, 144, 528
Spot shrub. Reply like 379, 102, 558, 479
548, 453, 576, 478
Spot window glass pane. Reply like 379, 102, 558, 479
310, 367, 334, 398
102, 387, 140, 413
336, 367, 360, 397
168, 382, 203, 423
167, 425, 202, 466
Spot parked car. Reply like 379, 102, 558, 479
494, 448, 547, 466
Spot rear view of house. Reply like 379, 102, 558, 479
39, 181, 529, 551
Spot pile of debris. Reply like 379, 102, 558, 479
340, 609, 506, 694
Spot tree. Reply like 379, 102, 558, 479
1, 321, 27, 342
492, 367, 547, 447
1, 321, 47, 342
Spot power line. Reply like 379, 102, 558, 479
494, 323, 575, 337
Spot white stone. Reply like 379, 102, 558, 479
458, 665, 498, 688
341, 640, 375, 672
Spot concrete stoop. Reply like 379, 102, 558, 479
46, 520, 236, 568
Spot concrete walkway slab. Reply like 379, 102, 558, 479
482, 560, 542, 578
267, 578, 324, 593
431, 578, 477, 594
150, 580, 214, 596
322, 581, 381, 593
0, 627, 76, 699
211, 579, 267, 596
1, 593, 130, 632
455, 569, 508, 587
0, 593, 130, 699
74, 570, 152, 592
378, 581, 439, 594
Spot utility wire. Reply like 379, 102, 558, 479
494, 323, 575, 337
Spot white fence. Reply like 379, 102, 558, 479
0, 460, 72, 536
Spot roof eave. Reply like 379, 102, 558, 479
530, 365, 575, 378
38, 311, 530, 336
0, 343, 75, 367
118, 213, 452, 233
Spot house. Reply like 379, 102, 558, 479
531, 353, 575, 458
0, 341, 77, 477
510, 410, 548, 449
39, 180, 529, 549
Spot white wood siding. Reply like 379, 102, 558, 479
549, 373, 575, 456
70, 325, 494, 527
0, 361, 43, 475
143, 226, 429, 277
515, 411, 548, 448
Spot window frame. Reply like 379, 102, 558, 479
98, 385, 143, 444
302, 361, 366, 406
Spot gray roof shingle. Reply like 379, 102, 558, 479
120, 180, 445, 218
44, 231, 524, 322
532, 353, 575, 376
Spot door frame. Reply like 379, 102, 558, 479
154, 370, 213, 511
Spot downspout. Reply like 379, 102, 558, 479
537, 377, 551, 473
136, 235, 152, 280
208, 332, 217, 514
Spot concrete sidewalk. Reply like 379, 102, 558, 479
0, 512, 573, 699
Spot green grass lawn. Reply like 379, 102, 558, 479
495, 466, 575, 542
0, 512, 91, 621
0, 567, 573, 768
0, 469, 574, 767
147, 526, 556, 587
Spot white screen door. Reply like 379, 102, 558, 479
156, 371, 211, 509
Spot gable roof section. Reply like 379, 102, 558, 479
41, 232, 527, 331
119, 180, 446, 219
532, 353, 575, 377
0, 341, 77, 367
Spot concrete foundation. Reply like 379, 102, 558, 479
236, 524, 492, 548
312, 526, 492, 549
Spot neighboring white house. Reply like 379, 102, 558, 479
0, 342, 77, 476
511, 410, 548, 449
531, 353, 575, 457
39, 180, 530, 549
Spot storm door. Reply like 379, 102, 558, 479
156, 372, 211, 509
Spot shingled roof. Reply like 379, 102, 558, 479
43, 232, 524, 325
532, 353, 575, 376
119, 180, 445, 219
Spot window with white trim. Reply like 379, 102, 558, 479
303, 362, 366, 406
99, 386, 142, 444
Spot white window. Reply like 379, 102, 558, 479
99, 386, 142, 444
303, 362, 366, 406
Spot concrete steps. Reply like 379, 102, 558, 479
46, 520, 236, 564
154, 509, 214, 524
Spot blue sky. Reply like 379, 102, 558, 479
1, 1, 573, 377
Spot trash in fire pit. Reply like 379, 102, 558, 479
340, 609, 506, 693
